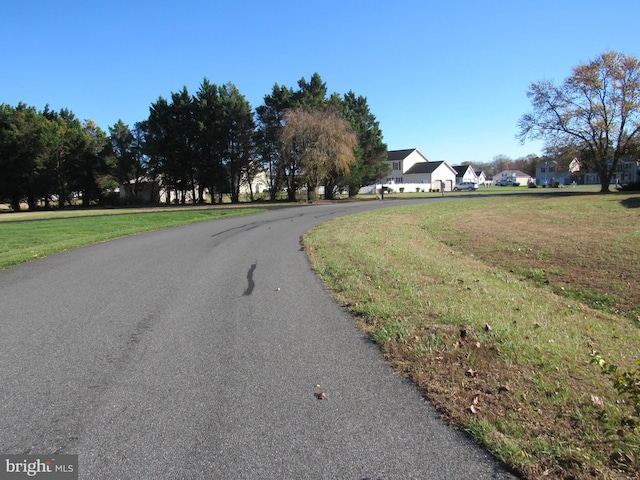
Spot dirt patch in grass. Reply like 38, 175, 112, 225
442, 193, 640, 321
446, 199, 639, 319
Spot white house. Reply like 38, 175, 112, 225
452, 165, 478, 184
378, 149, 457, 192
386, 148, 431, 184
403, 161, 457, 191
493, 169, 532, 186
475, 170, 489, 186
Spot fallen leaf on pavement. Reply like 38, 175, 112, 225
314, 392, 328, 400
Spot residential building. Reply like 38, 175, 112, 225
535, 161, 571, 186
493, 170, 532, 186
475, 170, 489, 186
381, 148, 457, 192
452, 165, 478, 184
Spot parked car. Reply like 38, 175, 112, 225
453, 182, 479, 191
496, 180, 520, 186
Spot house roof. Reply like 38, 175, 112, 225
404, 160, 446, 175
452, 165, 471, 176
387, 148, 430, 162
497, 169, 530, 177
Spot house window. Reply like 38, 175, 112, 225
392, 161, 401, 171
396, 177, 403, 183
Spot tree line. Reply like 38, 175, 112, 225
0, 73, 389, 210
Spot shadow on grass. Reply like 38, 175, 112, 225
621, 195, 640, 209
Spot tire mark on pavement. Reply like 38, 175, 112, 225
243, 263, 257, 296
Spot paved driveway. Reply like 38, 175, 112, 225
0, 199, 516, 479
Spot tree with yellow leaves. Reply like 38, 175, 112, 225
280, 107, 357, 201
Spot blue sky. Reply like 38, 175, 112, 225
2, 0, 638, 164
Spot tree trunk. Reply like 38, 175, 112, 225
11, 195, 21, 212
27, 192, 36, 211
248, 181, 254, 202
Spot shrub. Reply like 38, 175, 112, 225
590, 351, 640, 428
619, 181, 640, 192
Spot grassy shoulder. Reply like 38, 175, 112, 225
304, 191, 640, 480
0, 207, 264, 270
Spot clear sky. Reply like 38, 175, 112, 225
2, 0, 638, 165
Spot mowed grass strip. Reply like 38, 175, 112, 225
304, 192, 640, 480
0, 207, 264, 269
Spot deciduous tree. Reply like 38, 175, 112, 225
280, 107, 357, 200
518, 51, 640, 192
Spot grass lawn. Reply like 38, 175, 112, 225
0, 206, 264, 270
305, 190, 640, 480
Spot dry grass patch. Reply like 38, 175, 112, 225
305, 191, 640, 480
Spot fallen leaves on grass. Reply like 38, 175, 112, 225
590, 394, 604, 408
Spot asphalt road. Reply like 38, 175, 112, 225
0, 199, 517, 479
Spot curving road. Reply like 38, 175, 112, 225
0, 199, 516, 479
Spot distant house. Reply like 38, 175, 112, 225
535, 161, 572, 186
386, 148, 431, 184
493, 170, 532, 186
403, 161, 457, 191
377, 148, 457, 192
119, 177, 162, 204
561, 156, 639, 186
475, 170, 489, 186
613, 157, 640, 185
452, 165, 478, 184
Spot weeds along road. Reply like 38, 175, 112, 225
0, 198, 517, 479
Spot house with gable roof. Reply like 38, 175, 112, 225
403, 161, 457, 191
493, 169, 532, 186
380, 148, 457, 192
452, 165, 479, 184
475, 170, 489, 186
386, 148, 430, 184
